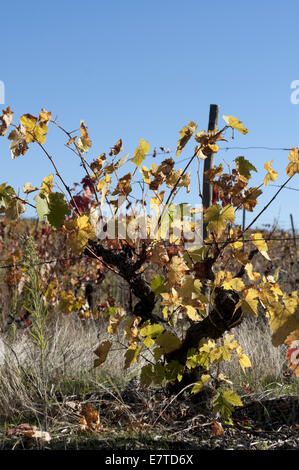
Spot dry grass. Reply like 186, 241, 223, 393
0, 313, 134, 422
222, 315, 298, 396
0, 308, 296, 424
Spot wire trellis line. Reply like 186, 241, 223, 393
144, 145, 295, 161
220, 146, 293, 151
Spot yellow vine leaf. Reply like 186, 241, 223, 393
97, 174, 111, 193
140, 323, 164, 339
67, 136, 76, 146
176, 121, 198, 156
208, 144, 219, 153
131, 138, 149, 167
20, 114, 38, 142
222, 334, 239, 356
251, 233, 271, 260
93, 340, 112, 368
124, 316, 141, 346
183, 305, 201, 322
193, 279, 209, 304
191, 374, 211, 394
263, 160, 278, 186
140, 164, 155, 185
64, 215, 97, 255
239, 288, 259, 317
77, 120, 92, 153
245, 263, 260, 281
168, 255, 189, 285
199, 339, 216, 354
237, 350, 252, 372
221, 390, 243, 407
40, 174, 54, 196
23, 182, 38, 194
33, 121, 48, 145
258, 280, 283, 308
20, 110, 50, 145
269, 293, 299, 346
214, 270, 232, 286
107, 308, 126, 334
229, 228, 243, 250
222, 277, 245, 292
286, 147, 299, 177
161, 288, 182, 307
39, 108, 52, 123
204, 204, 235, 237
209, 334, 239, 363
217, 373, 233, 385
124, 345, 143, 369
222, 115, 249, 135
150, 191, 165, 211
140, 323, 164, 348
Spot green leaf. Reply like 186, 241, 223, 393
93, 340, 112, 368
140, 323, 164, 338
222, 389, 243, 407
124, 345, 143, 369
212, 388, 243, 419
5, 198, 25, 220
143, 336, 155, 348
47, 192, 70, 230
191, 374, 211, 394
235, 156, 257, 180
34, 193, 49, 221
152, 362, 166, 385
155, 331, 181, 354
186, 349, 210, 370
153, 346, 164, 361
165, 360, 184, 383
150, 275, 167, 295
140, 323, 164, 348
0, 183, 16, 212
140, 364, 154, 387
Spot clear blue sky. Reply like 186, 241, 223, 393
1, 0, 299, 231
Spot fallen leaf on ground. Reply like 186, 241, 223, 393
6, 424, 37, 436
211, 420, 224, 436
